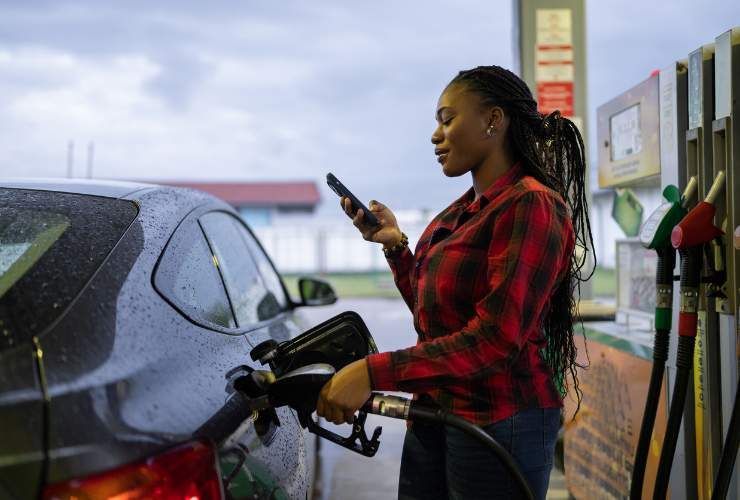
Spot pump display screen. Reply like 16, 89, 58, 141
610, 104, 642, 161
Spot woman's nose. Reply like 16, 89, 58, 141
431, 126, 443, 145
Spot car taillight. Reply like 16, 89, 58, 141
43, 440, 223, 500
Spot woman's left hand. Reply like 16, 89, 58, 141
316, 358, 372, 425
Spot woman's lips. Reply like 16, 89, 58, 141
436, 153, 448, 164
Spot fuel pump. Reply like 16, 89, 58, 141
712, 386, 739, 500
685, 44, 729, 499
708, 27, 740, 500
710, 224, 740, 499
652, 172, 726, 500
630, 178, 697, 500
712, 217, 739, 497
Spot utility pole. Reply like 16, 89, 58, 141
66, 141, 74, 178
86, 141, 95, 179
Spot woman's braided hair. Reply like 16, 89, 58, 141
450, 65, 595, 413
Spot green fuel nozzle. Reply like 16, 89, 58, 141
636, 179, 697, 330
639, 178, 697, 250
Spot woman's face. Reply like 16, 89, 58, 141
431, 83, 500, 177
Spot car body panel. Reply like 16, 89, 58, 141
0, 178, 154, 199
0, 345, 45, 500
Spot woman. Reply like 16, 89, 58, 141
316, 65, 593, 500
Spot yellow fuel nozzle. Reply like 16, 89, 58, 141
681, 176, 699, 208
705, 171, 726, 205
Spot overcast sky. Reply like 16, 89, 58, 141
1, 1, 739, 215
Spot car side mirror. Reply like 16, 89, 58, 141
298, 277, 337, 306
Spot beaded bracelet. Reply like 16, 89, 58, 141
383, 232, 409, 258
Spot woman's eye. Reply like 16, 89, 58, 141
442, 118, 453, 126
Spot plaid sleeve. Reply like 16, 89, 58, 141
386, 246, 415, 312
367, 192, 570, 392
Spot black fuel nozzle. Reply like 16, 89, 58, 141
250, 339, 280, 369
274, 363, 382, 457
269, 363, 382, 457
267, 363, 335, 410
236, 362, 384, 457
242, 312, 383, 455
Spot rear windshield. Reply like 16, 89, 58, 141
0, 188, 138, 351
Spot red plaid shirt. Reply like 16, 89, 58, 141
366, 163, 575, 425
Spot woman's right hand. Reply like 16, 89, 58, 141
340, 196, 403, 249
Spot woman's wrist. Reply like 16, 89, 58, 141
382, 230, 404, 250
383, 231, 408, 258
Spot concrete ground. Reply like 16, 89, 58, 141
301, 297, 569, 500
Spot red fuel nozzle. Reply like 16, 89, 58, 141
670, 202, 724, 249
671, 171, 726, 249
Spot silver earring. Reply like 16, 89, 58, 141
487, 126, 496, 137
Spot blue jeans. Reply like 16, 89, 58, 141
397, 407, 560, 500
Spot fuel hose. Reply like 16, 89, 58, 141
363, 394, 535, 500
711, 384, 739, 500
651, 175, 724, 499
652, 245, 702, 500
630, 245, 675, 500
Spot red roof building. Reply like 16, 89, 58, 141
152, 180, 321, 226
157, 180, 320, 208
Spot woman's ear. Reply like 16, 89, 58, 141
487, 106, 505, 132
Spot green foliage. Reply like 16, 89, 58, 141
284, 267, 617, 300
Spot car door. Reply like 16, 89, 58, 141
198, 210, 312, 500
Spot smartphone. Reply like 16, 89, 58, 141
326, 173, 380, 226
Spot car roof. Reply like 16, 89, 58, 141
0, 178, 158, 199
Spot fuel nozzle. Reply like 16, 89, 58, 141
231, 361, 383, 456
669, 173, 725, 338
232, 363, 332, 408
267, 363, 335, 410
362, 394, 412, 419
671, 172, 725, 249
639, 179, 695, 250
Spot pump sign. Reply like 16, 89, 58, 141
535, 9, 575, 117
610, 104, 642, 162
597, 75, 661, 188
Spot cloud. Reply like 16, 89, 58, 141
2, 0, 738, 215
0, 0, 513, 213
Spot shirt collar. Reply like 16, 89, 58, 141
456, 161, 524, 212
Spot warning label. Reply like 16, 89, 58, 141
535, 9, 574, 117
537, 82, 574, 115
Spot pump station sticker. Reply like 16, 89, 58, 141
535, 9, 574, 116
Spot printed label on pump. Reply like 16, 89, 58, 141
688, 49, 703, 130
535, 9, 575, 117
639, 202, 672, 247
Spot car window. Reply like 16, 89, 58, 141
154, 220, 236, 329
237, 221, 288, 310
199, 212, 285, 328
0, 189, 138, 351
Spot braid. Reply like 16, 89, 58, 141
450, 66, 596, 416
